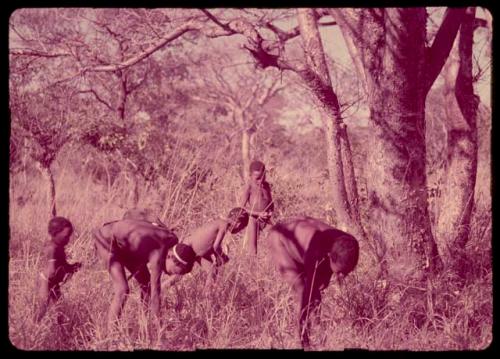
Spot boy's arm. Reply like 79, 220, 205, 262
240, 183, 251, 208
163, 274, 182, 287
264, 183, 275, 215
212, 223, 227, 254
42, 247, 58, 283
212, 224, 229, 265
62, 261, 82, 281
39, 260, 56, 295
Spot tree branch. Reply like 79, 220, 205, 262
202, 9, 300, 73
10, 49, 72, 58
424, 8, 467, 92
200, 9, 235, 34
265, 22, 300, 42
72, 88, 114, 111
84, 21, 200, 73
336, 26, 369, 96
257, 77, 283, 106
127, 71, 148, 93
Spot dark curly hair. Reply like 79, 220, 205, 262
329, 234, 359, 276
171, 243, 196, 274
48, 216, 73, 237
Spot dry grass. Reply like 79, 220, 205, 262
8, 160, 492, 351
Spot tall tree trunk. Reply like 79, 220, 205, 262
296, 9, 352, 232
375, 9, 442, 280
296, 9, 381, 270
233, 108, 251, 179
333, 8, 449, 281
436, 7, 478, 260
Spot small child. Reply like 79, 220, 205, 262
164, 207, 249, 285
240, 160, 274, 255
35, 216, 82, 322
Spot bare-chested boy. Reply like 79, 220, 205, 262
240, 160, 274, 255
164, 208, 250, 284
35, 217, 82, 322
92, 218, 178, 328
268, 216, 359, 348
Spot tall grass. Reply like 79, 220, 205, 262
8, 157, 492, 350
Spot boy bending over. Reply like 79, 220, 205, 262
268, 216, 359, 348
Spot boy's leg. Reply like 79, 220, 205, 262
129, 264, 151, 306
95, 237, 129, 328
107, 260, 129, 329
34, 275, 50, 322
300, 260, 331, 348
199, 254, 217, 289
269, 232, 309, 346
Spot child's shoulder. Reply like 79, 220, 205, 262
207, 217, 226, 229
44, 242, 56, 256
44, 242, 65, 260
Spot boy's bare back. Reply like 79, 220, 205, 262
95, 219, 177, 266
182, 218, 227, 256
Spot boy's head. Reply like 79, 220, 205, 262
227, 207, 249, 234
165, 243, 196, 275
48, 216, 73, 246
249, 160, 266, 182
327, 234, 359, 277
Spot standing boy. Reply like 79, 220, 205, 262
92, 218, 178, 329
267, 216, 359, 348
35, 216, 82, 322
240, 160, 274, 255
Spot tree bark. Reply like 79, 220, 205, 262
295, 9, 383, 270
242, 130, 251, 179
39, 163, 57, 217
339, 125, 386, 267
436, 7, 478, 259
296, 9, 352, 232
233, 108, 252, 179
333, 8, 448, 281
126, 170, 140, 208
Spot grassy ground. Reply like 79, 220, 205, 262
8, 164, 492, 351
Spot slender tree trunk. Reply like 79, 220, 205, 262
233, 108, 251, 179
242, 130, 251, 178
39, 163, 57, 217
128, 171, 140, 208
297, 9, 352, 232
296, 9, 382, 269
117, 70, 127, 121
436, 7, 478, 259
